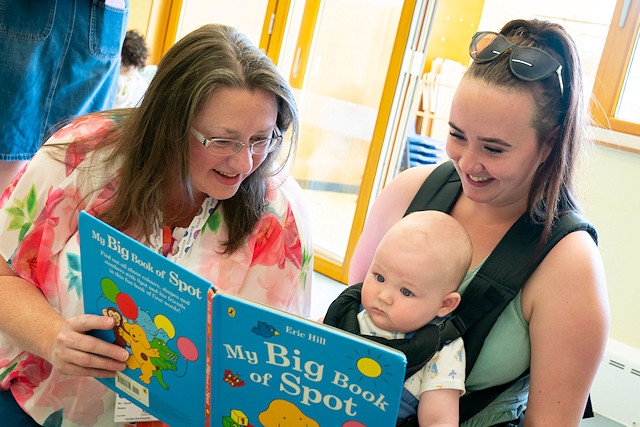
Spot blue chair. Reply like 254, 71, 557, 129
402, 134, 446, 169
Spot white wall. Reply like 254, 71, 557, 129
578, 135, 640, 348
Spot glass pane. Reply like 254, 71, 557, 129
281, 0, 404, 261
616, 31, 640, 123
176, 0, 269, 45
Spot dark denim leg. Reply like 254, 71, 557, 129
0, 390, 41, 427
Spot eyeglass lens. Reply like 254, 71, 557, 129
190, 127, 281, 156
212, 138, 276, 155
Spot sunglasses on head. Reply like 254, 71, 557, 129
469, 31, 564, 96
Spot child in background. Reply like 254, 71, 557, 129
324, 210, 472, 426
114, 30, 150, 108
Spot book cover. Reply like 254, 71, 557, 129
79, 211, 407, 426
210, 293, 407, 427
79, 211, 210, 426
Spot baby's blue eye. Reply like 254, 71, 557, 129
400, 288, 413, 297
375, 274, 385, 283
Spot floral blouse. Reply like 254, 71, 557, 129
0, 115, 314, 426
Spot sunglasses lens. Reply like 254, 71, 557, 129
471, 32, 509, 62
510, 47, 560, 81
469, 31, 565, 96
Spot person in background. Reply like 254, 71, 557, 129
0, 0, 128, 192
348, 19, 609, 426
114, 30, 151, 109
324, 210, 472, 426
0, 23, 313, 426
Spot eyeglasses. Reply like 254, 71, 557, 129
469, 31, 564, 96
190, 126, 282, 157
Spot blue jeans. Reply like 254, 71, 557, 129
0, 0, 128, 160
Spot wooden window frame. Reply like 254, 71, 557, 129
591, 0, 640, 139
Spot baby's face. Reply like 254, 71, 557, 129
360, 244, 451, 333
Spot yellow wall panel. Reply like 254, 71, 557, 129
127, 0, 153, 34
423, 0, 484, 72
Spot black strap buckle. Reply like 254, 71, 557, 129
437, 316, 466, 345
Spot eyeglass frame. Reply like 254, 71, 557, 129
190, 126, 283, 157
469, 31, 564, 97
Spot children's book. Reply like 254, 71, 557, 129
79, 211, 407, 427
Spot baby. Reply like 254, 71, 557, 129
325, 210, 472, 426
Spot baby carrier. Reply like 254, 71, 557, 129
324, 161, 596, 424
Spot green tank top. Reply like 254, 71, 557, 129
458, 262, 530, 426
404, 161, 596, 425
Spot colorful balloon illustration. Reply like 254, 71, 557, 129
116, 292, 138, 321
154, 314, 176, 339
100, 277, 119, 303
177, 336, 198, 362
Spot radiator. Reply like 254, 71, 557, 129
590, 338, 640, 426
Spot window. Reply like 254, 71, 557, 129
591, 0, 640, 137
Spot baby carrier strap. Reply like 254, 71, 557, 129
402, 161, 597, 423
323, 283, 443, 380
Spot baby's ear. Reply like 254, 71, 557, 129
436, 292, 461, 317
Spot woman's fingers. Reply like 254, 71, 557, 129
49, 314, 129, 376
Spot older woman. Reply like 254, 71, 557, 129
0, 24, 313, 426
